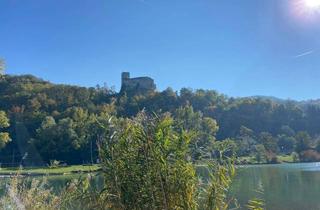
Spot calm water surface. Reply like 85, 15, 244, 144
231, 162, 320, 210
1, 163, 320, 210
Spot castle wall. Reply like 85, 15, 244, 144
121, 73, 156, 94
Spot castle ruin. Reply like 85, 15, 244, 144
120, 72, 156, 94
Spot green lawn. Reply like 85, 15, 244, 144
237, 154, 295, 164
277, 155, 294, 163
237, 156, 258, 164
0, 164, 101, 175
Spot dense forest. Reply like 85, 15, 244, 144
1, 74, 320, 166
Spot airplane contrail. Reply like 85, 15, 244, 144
293, 50, 314, 58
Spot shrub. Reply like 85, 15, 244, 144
49, 160, 61, 168
300, 149, 320, 162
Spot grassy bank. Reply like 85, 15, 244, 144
0, 164, 101, 176
237, 155, 295, 165
0, 155, 297, 176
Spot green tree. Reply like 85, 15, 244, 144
175, 105, 219, 160
35, 116, 80, 163
254, 144, 267, 163
277, 134, 296, 154
0, 111, 10, 149
236, 126, 257, 156
259, 132, 278, 153
295, 131, 312, 154
0, 59, 5, 75
280, 125, 295, 137
258, 132, 278, 163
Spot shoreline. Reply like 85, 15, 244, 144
0, 165, 101, 177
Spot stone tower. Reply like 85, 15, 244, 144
122, 72, 130, 84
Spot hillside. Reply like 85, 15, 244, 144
1, 74, 320, 165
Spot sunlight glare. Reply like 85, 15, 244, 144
290, 0, 320, 23
305, 0, 320, 8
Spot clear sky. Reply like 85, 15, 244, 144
1, 0, 320, 100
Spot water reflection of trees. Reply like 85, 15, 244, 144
232, 166, 320, 210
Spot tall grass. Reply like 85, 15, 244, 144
96, 112, 240, 210
97, 113, 198, 209
0, 176, 61, 210
0, 112, 265, 210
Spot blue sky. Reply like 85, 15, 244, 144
1, 0, 320, 100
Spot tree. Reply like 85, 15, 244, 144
316, 141, 320, 153
277, 134, 296, 154
0, 59, 5, 75
0, 111, 10, 149
254, 144, 267, 163
34, 109, 98, 164
280, 125, 295, 137
35, 116, 80, 163
258, 132, 279, 163
175, 105, 219, 160
236, 126, 257, 156
295, 131, 312, 154
259, 132, 278, 153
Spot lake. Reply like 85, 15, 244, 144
1, 163, 320, 209
231, 162, 320, 210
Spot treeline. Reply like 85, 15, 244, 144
1, 74, 320, 165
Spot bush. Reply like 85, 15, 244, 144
291, 152, 299, 162
300, 150, 320, 162
49, 160, 61, 168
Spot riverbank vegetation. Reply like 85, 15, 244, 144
0, 113, 264, 210
0, 164, 100, 175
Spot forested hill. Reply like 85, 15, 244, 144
1, 74, 320, 165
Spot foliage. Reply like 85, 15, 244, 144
0, 176, 62, 210
295, 131, 312, 154
246, 198, 265, 210
291, 152, 299, 162
0, 111, 10, 149
235, 126, 256, 157
174, 105, 219, 160
60, 174, 107, 210
0, 173, 103, 210
34, 108, 99, 164
259, 132, 278, 154
49, 160, 61, 168
246, 183, 265, 210
200, 141, 237, 210
0, 111, 262, 210
254, 145, 267, 163
0, 59, 4, 75
299, 149, 320, 162
97, 112, 198, 210
0, 74, 320, 164
277, 134, 296, 154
